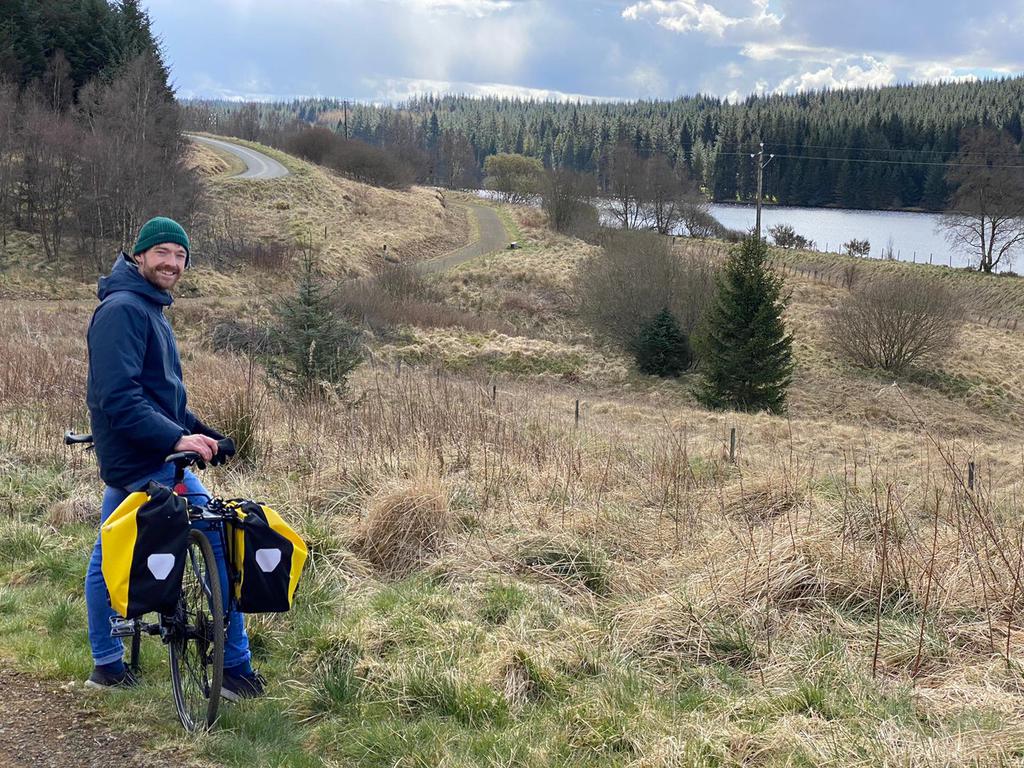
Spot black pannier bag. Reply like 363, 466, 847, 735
100, 482, 190, 619
227, 500, 307, 613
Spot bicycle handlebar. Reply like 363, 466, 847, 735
64, 431, 94, 445
164, 437, 236, 470
63, 431, 236, 470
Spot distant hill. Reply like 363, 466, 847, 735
184, 77, 1024, 212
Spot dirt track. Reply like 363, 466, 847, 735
0, 667, 192, 768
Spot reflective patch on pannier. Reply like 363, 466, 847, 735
227, 500, 307, 613
101, 482, 189, 619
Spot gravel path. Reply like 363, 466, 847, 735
415, 202, 509, 273
0, 668, 192, 767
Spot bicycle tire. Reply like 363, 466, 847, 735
168, 529, 224, 731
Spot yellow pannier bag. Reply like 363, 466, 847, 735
227, 500, 307, 613
100, 483, 190, 619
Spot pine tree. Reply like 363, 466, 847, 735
268, 247, 363, 398
631, 308, 693, 377
696, 237, 794, 413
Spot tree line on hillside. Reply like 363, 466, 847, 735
183, 77, 1024, 211
0, 0, 198, 273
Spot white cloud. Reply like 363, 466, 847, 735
626, 64, 668, 97
398, 0, 514, 16
772, 56, 896, 93
622, 0, 780, 39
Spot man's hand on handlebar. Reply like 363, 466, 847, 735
174, 434, 219, 462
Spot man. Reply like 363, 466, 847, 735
83, 216, 263, 701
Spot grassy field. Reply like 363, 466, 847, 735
3, 154, 1024, 766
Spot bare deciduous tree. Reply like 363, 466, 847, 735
437, 131, 478, 189
827, 276, 964, 374
607, 142, 647, 230
646, 154, 700, 236
940, 127, 1024, 273
540, 167, 596, 236
577, 229, 718, 349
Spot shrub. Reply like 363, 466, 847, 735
372, 263, 443, 303
679, 203, 719, 238
329, 138, 416, 189
576, 230, 717, 350
484, 153, 543, 204
827, 275, 965, 374
631, 308, 693, 377
769, 223, 814, 250
696, 236, 794, 413
209, 319, 272, 356
844, 238, 871, 258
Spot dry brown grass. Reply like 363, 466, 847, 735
183, 139, 243, 178
8, 194, 1024, 764
196, 138, 470, 281
352, 478, 451, 576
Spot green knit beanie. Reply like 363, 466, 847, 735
132, 217, 190, 262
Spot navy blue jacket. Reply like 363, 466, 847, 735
86, 254, 220, 489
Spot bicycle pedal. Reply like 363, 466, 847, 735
109, 618, 136, 638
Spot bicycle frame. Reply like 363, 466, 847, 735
111, 455, 244, 673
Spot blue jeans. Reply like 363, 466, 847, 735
85, 464, 251, 669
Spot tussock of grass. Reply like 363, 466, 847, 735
353, 480, 451, 576
513, 535, 612, 596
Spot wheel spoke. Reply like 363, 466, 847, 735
167, 530, 224, 732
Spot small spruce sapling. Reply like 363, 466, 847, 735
631, 308, 693, 377
268, 244, 363, 398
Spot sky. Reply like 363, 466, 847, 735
146, 0, 1024, 103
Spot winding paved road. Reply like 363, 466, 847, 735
187, 133, 508, 269
187, 134, 290, 179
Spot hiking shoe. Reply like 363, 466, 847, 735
85, 665, 140, 690
221, 670, 266, 702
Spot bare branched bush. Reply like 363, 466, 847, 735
827, 276, 965, 374
336, 266, 513, 335
576, 230, 718, 347
372, 263, 443, 303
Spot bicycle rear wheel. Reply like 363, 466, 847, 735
168, 529, 224, 731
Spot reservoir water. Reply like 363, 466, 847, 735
477, 189, 1010, 272
707, 204, 988, 270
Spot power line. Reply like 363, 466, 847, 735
714, 151, 1024, 169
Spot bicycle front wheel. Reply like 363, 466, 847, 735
168, 529, 224, 731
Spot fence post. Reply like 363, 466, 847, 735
492, 384, 497, 403
729, 427, 737, 464
575, 399, 580, 426
968, 461, 975, 491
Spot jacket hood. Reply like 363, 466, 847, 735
97, 252, 173, 306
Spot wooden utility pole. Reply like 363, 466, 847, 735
751, 142, 774, 241
343, 100, 349, 140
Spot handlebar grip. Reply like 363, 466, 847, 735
164, 437, 237, 468
64, 431, 94, 445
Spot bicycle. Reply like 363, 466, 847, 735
67, 430, 242, 732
